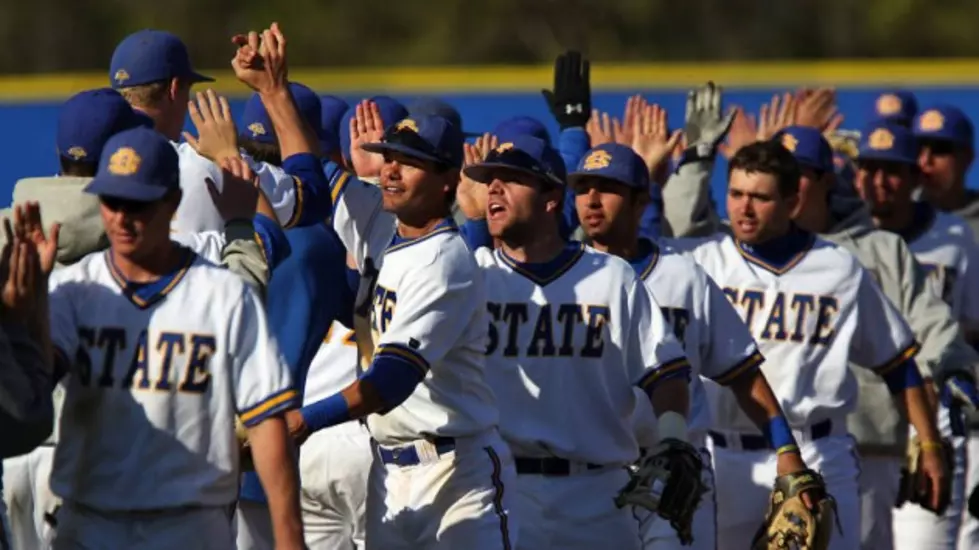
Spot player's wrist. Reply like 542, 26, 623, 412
764, 415, 800, 455
657, 411, 689, 443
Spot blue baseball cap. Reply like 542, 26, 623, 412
57, 88, 153, 163
463, 134, 566, 187
320, 95, 349, 155
567, 143, 648, 190
872, 90, 918, 127
774, 126, 833, 173
84, 127, 180, 201
240, 82, 325, 147
109, 30, 212, 89
409, 98, 478, 137
857, 122, 918, 165
492, 116, 551, 145
360, 115, 464, 168
913, 105, 974, 148
340, 96, 409, 162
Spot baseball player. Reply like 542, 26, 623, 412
309, 112, 515, 550
566, 141, 825, 549
910, 104, 979, 548
663, 140, 945, 550
109, 29, 331, 233
457, 134, 694, 550
339, 96, 408, 179
44, 127, 303, 550
297, 319, 369, 550
914, 105, 979, 239
851, 121, 979, 549
0, 88, 281, 550
0, 213, 57, 550
769, 124, 979, 550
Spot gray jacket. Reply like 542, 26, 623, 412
951, 190, 979, 240
823, 196, 979, 455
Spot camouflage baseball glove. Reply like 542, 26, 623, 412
895, 435, 953, 515
751, 469, 837, 550
615, 438, 706, 545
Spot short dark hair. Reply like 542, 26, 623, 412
728, 140, 801, 197
239, 137, 282, 166
59, 156, 98, 178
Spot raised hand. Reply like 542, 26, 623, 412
184, 89, 240, 163
206, 156, 260, 223
617, 95, 646, 146
757, 91, 797, 140
457, 133, 497, 219
632, 104, 683, 176
14, 202, 59, 276
541, 51, 591, 130
718, 107, 760, 160
0, 219, 43, 321
684, 82, 736, 159
231, 22, 288, 95
349, 100, 386, 179
795, 88, 845, 135
586, 110, 617, 147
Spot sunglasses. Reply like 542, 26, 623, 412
918, 139, 956, 156
100, 196, 156, 214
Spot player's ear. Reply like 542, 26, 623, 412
543, 184, 563, 215
785, 190, 802, 218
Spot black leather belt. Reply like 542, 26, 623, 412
514, 457, 604, 476
708, 419, 833, 451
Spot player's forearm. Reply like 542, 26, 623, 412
904, 384, 943, 444
729, 370, 787, 429
248, 415, 305, 548
650, 377, 691, 442
260, 87, 319, 159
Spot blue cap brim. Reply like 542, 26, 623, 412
463, 162, 563, 187
83, 177, 170, 202
857, 150, 917, 165
566, 171, 643, 189
187, 71, 215, 84
361, 142, 444, 165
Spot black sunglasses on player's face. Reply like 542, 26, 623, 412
100, 196, 156, 214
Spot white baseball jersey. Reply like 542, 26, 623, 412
47, 248, 295, 511
667, 232, 918, 433
904, 207, 979, 330
475, 242, 690, 466
169, 143, 298, 233
303, 321, 359, 407
331, 175, 498, 446
636, 241, 763, 441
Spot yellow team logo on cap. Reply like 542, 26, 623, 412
876, 94, 902, 116
114, 69, 130, 84
107, 147, 141, 176
395, 119, 419, 133
248, 122, 267, 137
583, 149, 612, 170
919, 110, 945, 132
495, 142, 514, 154
66, 146, 87, 160
781, 133, 799, 153
868, 128, 895, 151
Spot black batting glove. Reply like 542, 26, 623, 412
541, 50, 591, 130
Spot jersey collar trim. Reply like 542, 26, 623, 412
628, 238, 660, 281
496, 241, 585, 287
386, 217, 458, 254
105, 246, 196, 309
735, 226, 816, 276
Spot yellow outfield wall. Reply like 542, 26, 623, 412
2, 59, 979, 101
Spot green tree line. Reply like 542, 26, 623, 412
0, 0, 977, 73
